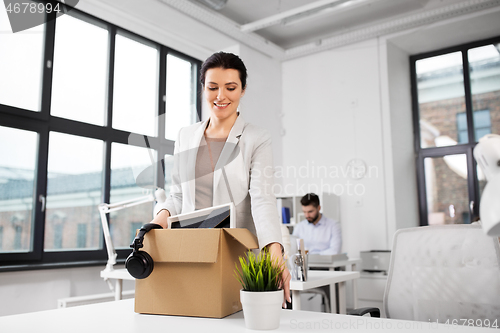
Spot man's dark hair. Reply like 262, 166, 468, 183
300, 193, 320, 208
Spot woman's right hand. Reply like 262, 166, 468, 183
151, 209, 170, 229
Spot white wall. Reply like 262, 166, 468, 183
0, 265, 134, 316
281, 39, 389, 257
237, 44, 284, 169
382, 40, 420, 244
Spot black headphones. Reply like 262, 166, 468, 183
126, 223, 163, 279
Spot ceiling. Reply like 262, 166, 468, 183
165, 0, 500, 59
91, 0, 500, 60
202, 0, 432, 49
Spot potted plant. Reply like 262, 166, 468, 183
234, 249, 285, 330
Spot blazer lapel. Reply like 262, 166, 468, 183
213, 114, 246, 205
186, 119, 209, 211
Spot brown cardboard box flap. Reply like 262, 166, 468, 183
142, 229, 220, 263
223, 228, 259, 250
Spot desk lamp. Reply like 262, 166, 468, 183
473, 134, 500, 236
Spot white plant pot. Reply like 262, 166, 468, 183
240, 289, 283, 330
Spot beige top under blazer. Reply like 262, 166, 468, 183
156, 114, 283, 249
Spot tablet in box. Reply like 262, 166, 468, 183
167, 203, 235, 229
170, 205, 230, 229
134, 228, 259, 318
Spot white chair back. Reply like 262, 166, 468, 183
384, 224, 500, 322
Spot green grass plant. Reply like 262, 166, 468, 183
234, 249, 285, 292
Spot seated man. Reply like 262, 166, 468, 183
292, 193, 342, 254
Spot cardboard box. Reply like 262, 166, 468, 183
134, 228, 259, 318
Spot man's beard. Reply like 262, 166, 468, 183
307, 212, 320, 223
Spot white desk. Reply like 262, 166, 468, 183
290, 270, 359, 314
101, 261, 362, 305
309, 258, 361, 309
308, 258, 362, 270
0, 299, 495, 333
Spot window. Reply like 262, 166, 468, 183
77, 223, 87, 248
0, 5, 44, 111
412, 36, 500, 226
51, 14, 108, 125
417, 51, 466, 148
0, 126, 38, 254
14, 225, 23, 250
45, 132, 103, 251
129, 222, 142, 243
165, 54, 198, 140
424, 155, 470, 224
112, 34, 158, 136
110, 143, 155, 249
456, 110, 491, 144
53, 223, 63, 249
0, 5, 200, 268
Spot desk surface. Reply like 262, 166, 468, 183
0, 299, 496, 333
290, 270, 359, 290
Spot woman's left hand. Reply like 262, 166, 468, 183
267, 242, 291, 308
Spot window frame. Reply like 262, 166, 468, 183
0, 4, 201, 270
411, 35, 500, 227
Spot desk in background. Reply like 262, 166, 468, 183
308, 258, 361, 310
0, 298, 496, 333
290, 270, 359, 314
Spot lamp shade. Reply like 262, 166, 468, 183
474, 134, 500, 237
479, 174, 500, 236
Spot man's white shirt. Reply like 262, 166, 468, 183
292, 215, 342, 254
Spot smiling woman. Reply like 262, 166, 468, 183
204, 67, 245, 135
151, 51, 292, 307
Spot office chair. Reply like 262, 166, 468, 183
383, 223, 500, 322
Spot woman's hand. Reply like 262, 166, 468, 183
151, 209, 170, 229
267, 242, 291, 308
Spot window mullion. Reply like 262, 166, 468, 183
416, 153, 428, 226
32, 8, 56, 260
32, 129, 49, 260
102, 25, 116, 211
40, 10, 56, 121
463, 49, 481, 222
157, 47, 167, 189
106, 26, 116, 129
462, 49, 475, 146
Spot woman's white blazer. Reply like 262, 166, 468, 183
156, 114, 283, 249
